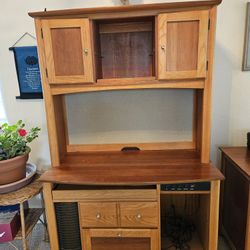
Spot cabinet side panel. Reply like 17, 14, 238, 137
201, 7, 217, 163
35, 18, 61, 166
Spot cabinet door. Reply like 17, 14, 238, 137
42, 19, 94, 84
158, 10, 209, 80
82, 229, 159, 250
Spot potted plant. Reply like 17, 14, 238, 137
0, 120, 40, 185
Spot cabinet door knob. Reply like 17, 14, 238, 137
161, 45, 166, 51
84, 48, 89, 55
136, 213, 142, 219
96, 213, 101, 219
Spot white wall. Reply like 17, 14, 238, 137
211, 0, 250, 165
0, 0, 249, 170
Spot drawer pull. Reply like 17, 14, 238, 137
136, 213, 142, 219
117, 233, 122, 237
96, 213, 101, 219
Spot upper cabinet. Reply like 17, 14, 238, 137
157, 10, 209, 80
42, 18, 94, 84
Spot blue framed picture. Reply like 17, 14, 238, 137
9, 46, 43, 99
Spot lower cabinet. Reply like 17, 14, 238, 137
82, 229, 159, 250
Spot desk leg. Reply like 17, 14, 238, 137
20, 202, 28, 250
208, 180, 220, 250
43, 183, 59, 250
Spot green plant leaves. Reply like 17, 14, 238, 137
0, 120, 40, 160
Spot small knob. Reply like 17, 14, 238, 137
161, 45, 165, 51
84, 48, 89, 55
96, 213, 101, 219
136, 214, 142, 219
117, 233, 122, 237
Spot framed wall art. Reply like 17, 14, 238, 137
243, 2, 250, 71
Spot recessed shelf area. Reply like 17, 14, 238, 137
93, 17, 155, 80
161, 194, 210, 250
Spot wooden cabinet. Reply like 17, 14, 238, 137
82, 229, 158, 250
42, 19, 94, 84
220, 147, 250, 250
158, 10, 209, 79
29, 1, 223, 250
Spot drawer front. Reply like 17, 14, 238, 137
120, 202, 158, 228
79, 202, 118, 228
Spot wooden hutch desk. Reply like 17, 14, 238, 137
29, 1, 224, 249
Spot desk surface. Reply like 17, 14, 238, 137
220, 147, 250, 178
40, 150, 224, 185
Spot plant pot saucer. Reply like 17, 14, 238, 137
0, 163, 37, 194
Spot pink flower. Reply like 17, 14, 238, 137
18, 129, 27, 137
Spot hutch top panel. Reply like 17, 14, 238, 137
29, 0, 222, 18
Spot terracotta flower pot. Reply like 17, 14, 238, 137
0, 153, 29, 185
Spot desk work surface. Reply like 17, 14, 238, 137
220, 147, 250, 178
40, 150, 224, 185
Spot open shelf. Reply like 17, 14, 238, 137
161, 193, 210, 250
40, 150, 224, 185
15, 208, 44, 240
94, 17, 155, 80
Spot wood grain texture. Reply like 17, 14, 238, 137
220, 147, 250, 178
99, 22, 152, 34
50, 27, 84, 76
91, 237, 151, 250
43, 183, 59, 250
53, 189, 157, 202
220, 149, 250, 250
67, 141, 195, 152
158, 10, 209, 80
39, 150, 224, 185
208, 180, 220, 250
83, 228, 159, 250
42, 18, 94, 84
34, 19, 61, 166
120, 202, 158, 228
79, 202, 118, 228
166, 20, 199, 71
50, 80, 205, 95
29, 1, 222, 18
100, 30, 153, 78
201, 7, 217, 163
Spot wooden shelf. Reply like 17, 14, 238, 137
40, 150, 224, 185
15, 208, 44, 239
50, 80, 204, 95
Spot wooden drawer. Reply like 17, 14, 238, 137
79, 202, 118, 228
120, 202, 158, 228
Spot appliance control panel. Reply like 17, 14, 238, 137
161, 182, 210, 191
